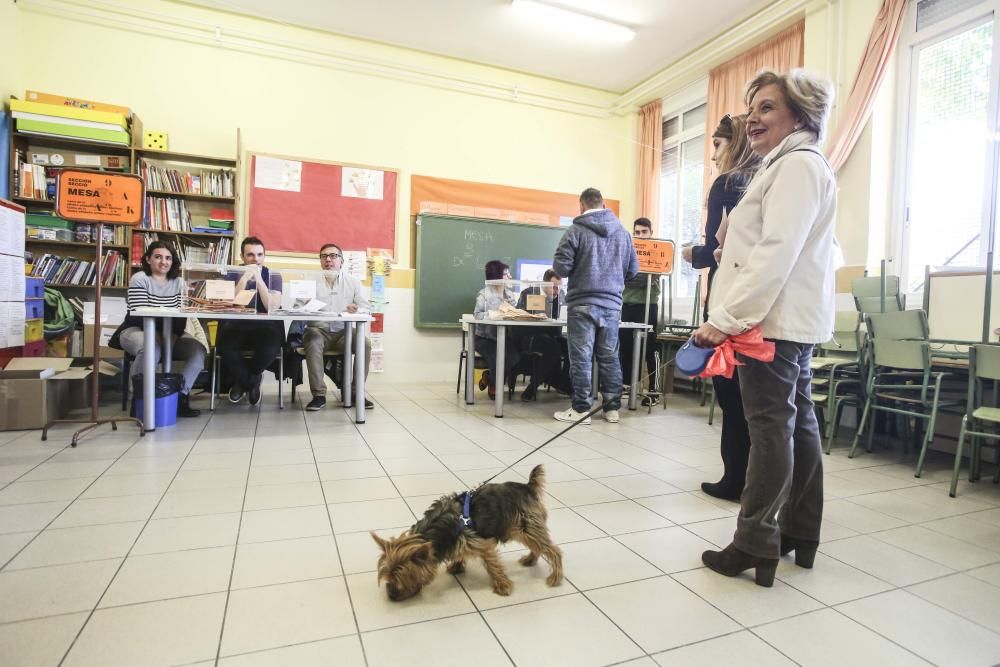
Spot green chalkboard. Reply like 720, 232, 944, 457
415, 214, 568, 328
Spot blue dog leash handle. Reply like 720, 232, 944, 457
675, 338, 715, 376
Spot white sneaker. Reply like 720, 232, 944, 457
554, 408, 591, 425
604, 410, 620, 423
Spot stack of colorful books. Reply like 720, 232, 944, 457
10, 91, 131, 146
192, 207, 235, 235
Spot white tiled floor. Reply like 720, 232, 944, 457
2, 381, 1000, 666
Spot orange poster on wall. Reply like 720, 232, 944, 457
633, 238, 675, 274
56, 169, 144, 225
411, 175, 619, 226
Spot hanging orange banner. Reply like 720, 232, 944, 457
634, 238, 675, 274
56, 169, 144, 225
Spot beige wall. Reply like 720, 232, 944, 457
15, 0, 631, 270
11, 0, 635, 382
803, 0, 885, 267
1, 0, 21, 103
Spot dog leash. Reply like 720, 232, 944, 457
473, 361, 671, 491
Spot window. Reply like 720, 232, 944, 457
898, 0, 998, 291
660, 102, 707, 302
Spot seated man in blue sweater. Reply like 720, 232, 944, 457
552, 188, 639, 424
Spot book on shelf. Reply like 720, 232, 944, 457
18, 163, 51, 200
25, 90, 132, 117
190, 226, 233, 234
16, 118, 131, 146
13, 111, 127, 133
143, 196, 193, 232
138, 158, 235, 197
131, 233, 144, 266
11, 98, 129, 129
30, 250, 127, 287
138, 232, 231, 266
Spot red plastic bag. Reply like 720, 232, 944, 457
698, 328, 775, 379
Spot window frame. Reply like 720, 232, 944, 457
659, 95, 708, 312
891, 0, 1000, 296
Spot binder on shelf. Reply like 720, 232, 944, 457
16, 119, 130, 146
25, 90, 131, 117
11, 99, 129, 129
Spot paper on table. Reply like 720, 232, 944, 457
206, 280, 236, 300
289, 280, 316, 300
303, 298, 326, 312
255, 156, 302, 192
232, 289, 255, 306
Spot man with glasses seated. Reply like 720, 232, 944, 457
302, 243, 375, 411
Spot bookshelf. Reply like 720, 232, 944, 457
5, 101, 239, 298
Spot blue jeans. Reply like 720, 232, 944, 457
567, 304, 623, 413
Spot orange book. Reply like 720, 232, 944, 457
25, 90, 131, 116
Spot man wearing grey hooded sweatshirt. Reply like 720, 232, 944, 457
552, 188, 639, 424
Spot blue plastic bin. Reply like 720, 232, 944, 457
132, 373, 182, 428
135, 394, 179, 428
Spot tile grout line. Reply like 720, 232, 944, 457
306, 398, 373, 667
54, 417, 212, 666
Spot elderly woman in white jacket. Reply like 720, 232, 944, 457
693, 69, 837, 587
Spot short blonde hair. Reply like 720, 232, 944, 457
745, 68, 834, 143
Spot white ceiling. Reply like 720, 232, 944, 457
183, 0, 776, 92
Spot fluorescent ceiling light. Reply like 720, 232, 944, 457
511, 0, 635, 43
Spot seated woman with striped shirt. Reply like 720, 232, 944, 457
118, 241, 206, 418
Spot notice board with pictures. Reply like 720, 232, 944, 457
247, 153, 398, 256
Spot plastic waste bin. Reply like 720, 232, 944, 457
132, 373, 183, 428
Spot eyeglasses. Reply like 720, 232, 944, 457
319, 253, 343, 260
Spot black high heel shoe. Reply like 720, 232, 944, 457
780, 535, 819, 569
702, 544, 779, 587
478, 370, 491, 391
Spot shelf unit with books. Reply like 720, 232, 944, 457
5, 97, 241, 298
133, 147, 237, 268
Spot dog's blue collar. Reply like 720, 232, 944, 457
457, 491, 474, 532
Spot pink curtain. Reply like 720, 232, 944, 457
826, 0, 908, 172
703, 22, 804, 197
636, 99, 663, 225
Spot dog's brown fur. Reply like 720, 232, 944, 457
371, 465, 563, 601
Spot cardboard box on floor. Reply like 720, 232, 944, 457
0, 358, 92, 430
83, 324, 123, 360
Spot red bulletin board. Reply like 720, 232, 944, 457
247, 154, 398, 255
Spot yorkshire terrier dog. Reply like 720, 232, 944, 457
371, 465, 563, 601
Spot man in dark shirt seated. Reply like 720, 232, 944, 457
216, 236, 283, 407
513, 269, 566, 401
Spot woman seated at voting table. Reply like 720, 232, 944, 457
512, 269, 568, 401
473, 260, 520, 400
113, 241, 206, 418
